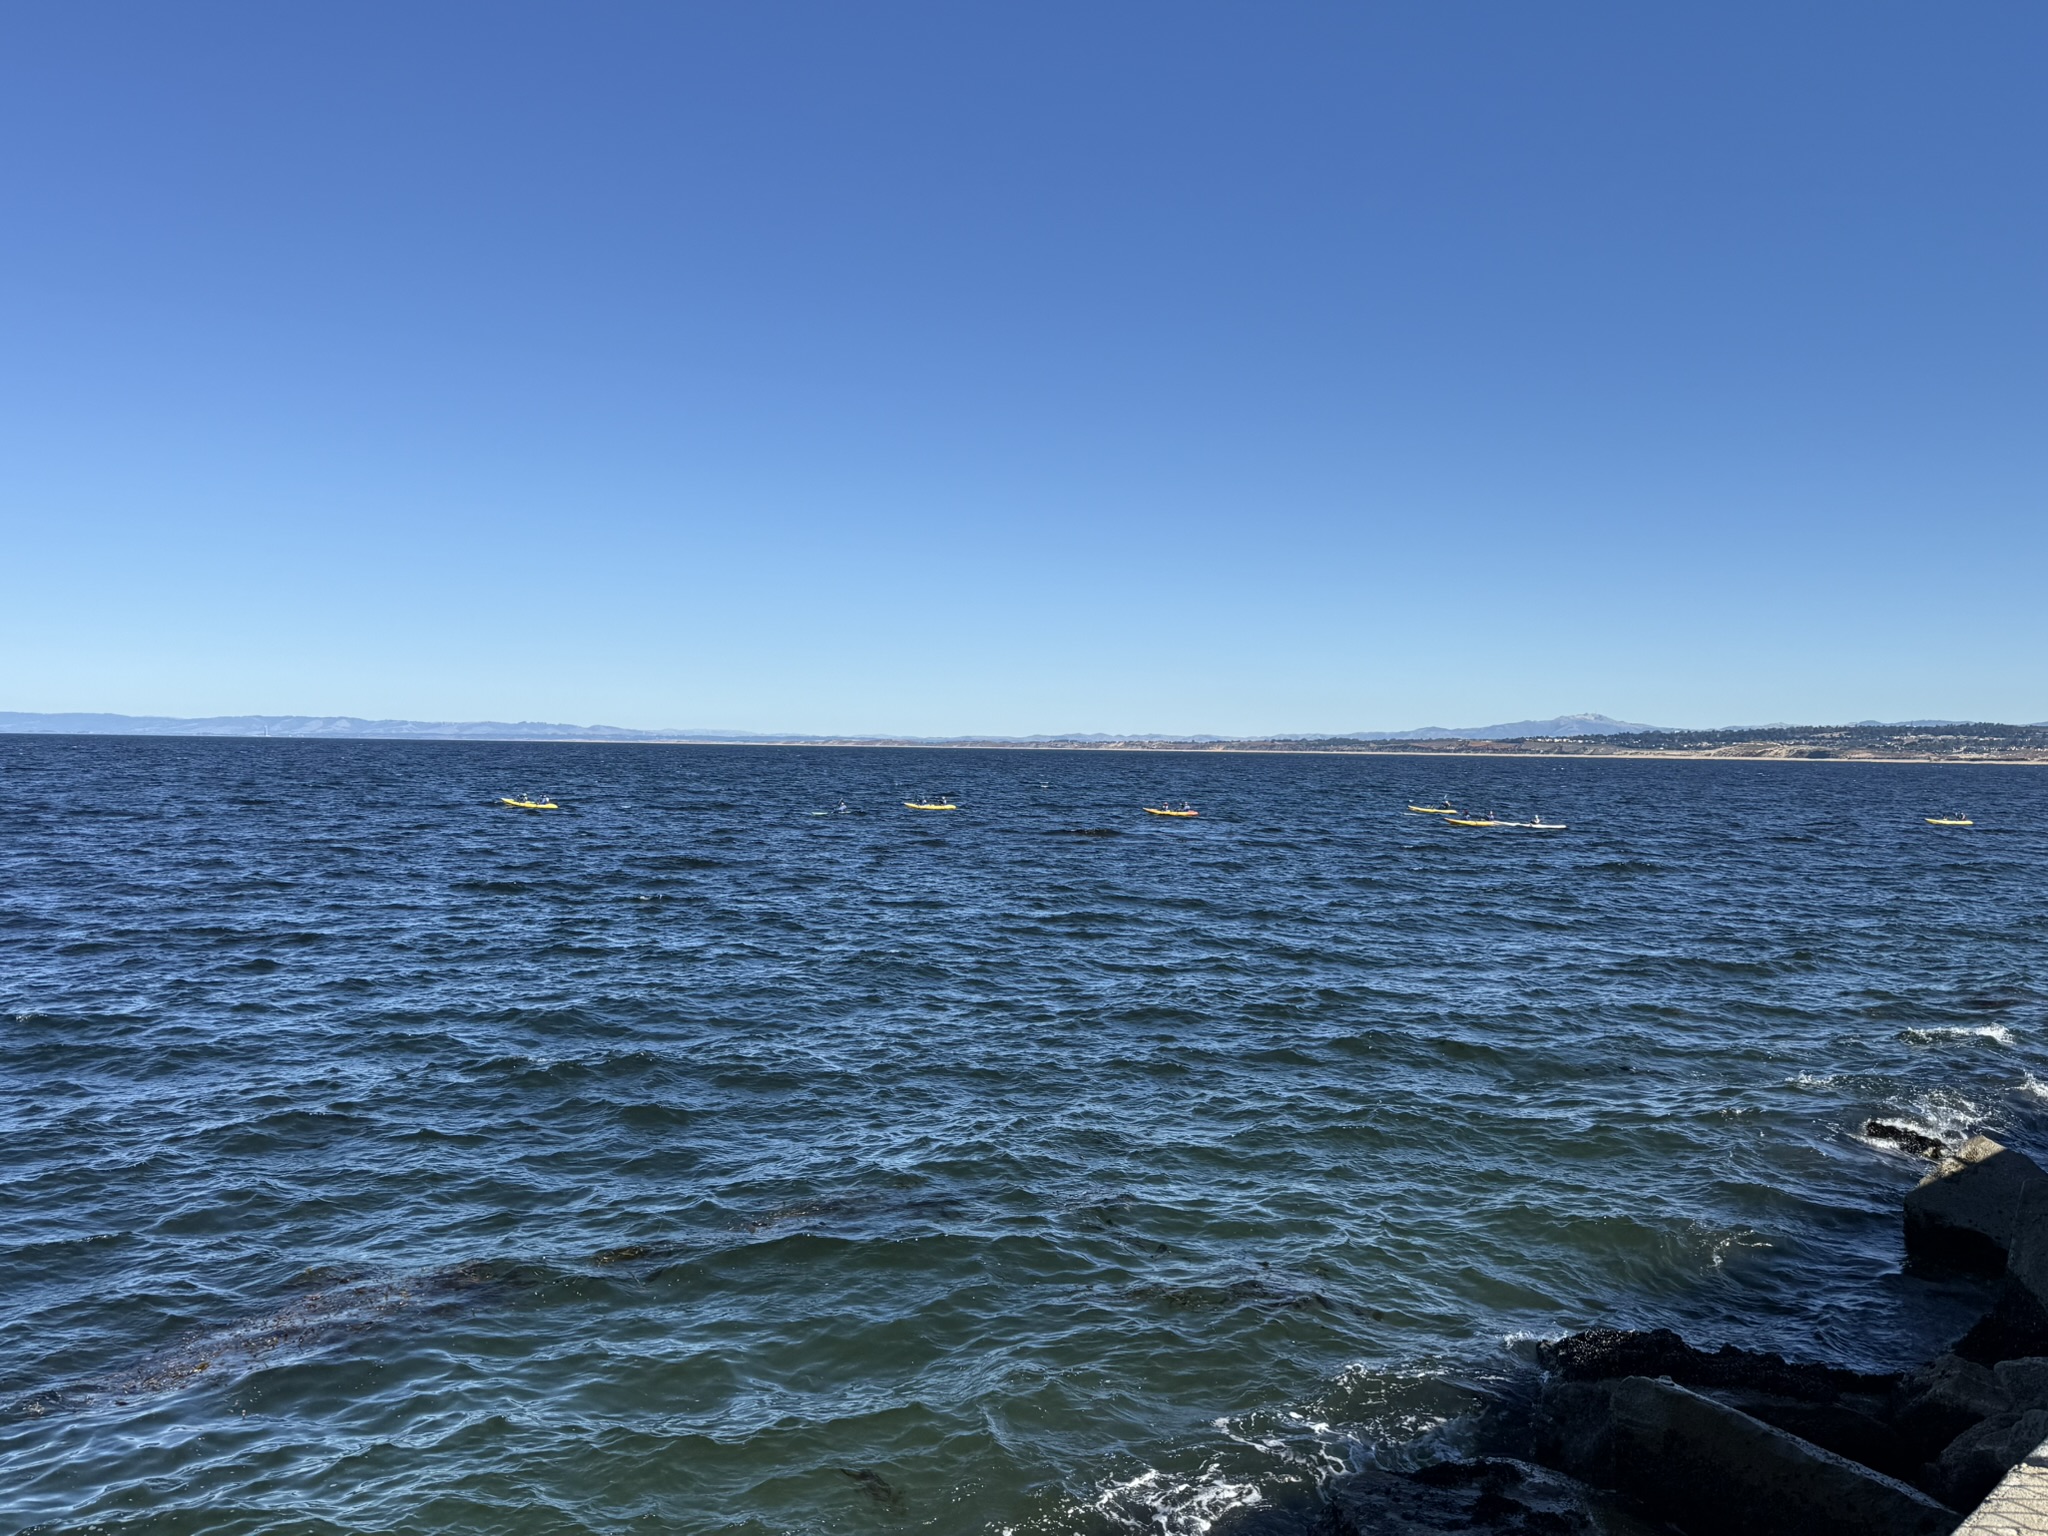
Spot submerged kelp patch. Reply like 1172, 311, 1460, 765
1123, 1277, 1336, 1313
12, 1259, 533, 1417
838, 1466, 905, 1507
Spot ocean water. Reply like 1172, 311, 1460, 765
3, 736, 2046, 1535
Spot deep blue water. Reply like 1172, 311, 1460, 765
3, 736, 2047, 1535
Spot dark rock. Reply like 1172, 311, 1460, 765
1532, 1380, 1622, 1479
1894, 1353, 2011, 1463
1992, 1356, 2048, 1411
1532, 1376, 1957, 1536
1867, 1121, 1949, 1160
1534, 1328, 1911, 1477
1905, 1137, 2048, 1276
1313, 1458, 1668, 1535
1953, 1283, 2048, 1367
1538, 1327, 1899, 1401
1934, 1407, 2048, 1509
2000, 1180, 2048, 1315
1699, 1387, 1914, 1481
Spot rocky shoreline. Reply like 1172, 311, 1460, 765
1218, 1131, 2048, 1535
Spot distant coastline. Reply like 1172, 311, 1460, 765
6, 712, 2048, 763
775, 738, 2048, 764
1040, 724, 2048, 765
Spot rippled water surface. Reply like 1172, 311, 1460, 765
5, 736, 2048, 1534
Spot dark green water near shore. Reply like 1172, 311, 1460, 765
3, 737, 2045, 1534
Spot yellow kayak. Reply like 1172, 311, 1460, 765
1446, 816, 1507, 827
501, 797, 558, 810
1145, 807, 1198, 817
1408, 803, 1459, 815
905, 800, 958, 810
1926, 816, 1974, 826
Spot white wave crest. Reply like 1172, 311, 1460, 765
1089, 1463, 1263, 1535
1900, 1024, 2015, 1047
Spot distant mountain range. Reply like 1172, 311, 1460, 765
1, 710, 1664, 743
0, 712, 762, 742
3, 711, 2038, 744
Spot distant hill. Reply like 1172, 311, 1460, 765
1351, 713, 1665, 741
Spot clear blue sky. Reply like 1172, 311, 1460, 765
3, 4, 2042, 735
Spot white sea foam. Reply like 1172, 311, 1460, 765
1213, 1408, 1356, 1480
1900, 1024, 2015, 1047
1088, 1463, 1264, 1535
1072, 1395, 1393, 1535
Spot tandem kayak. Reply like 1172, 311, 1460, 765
501, 797, 558, 810
1145, 806, 1198, 818
1407, 802, 1459, 815
905, 800, 958, 810
1926, 816, 1974, 826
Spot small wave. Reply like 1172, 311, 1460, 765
1309, 1359, 1489, 1457
1705, 1228, 1774, 1268
1873, 1087, 1995, 1149
1793, 1075, 1996, 1156
1899, 1024, 2014, 1047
